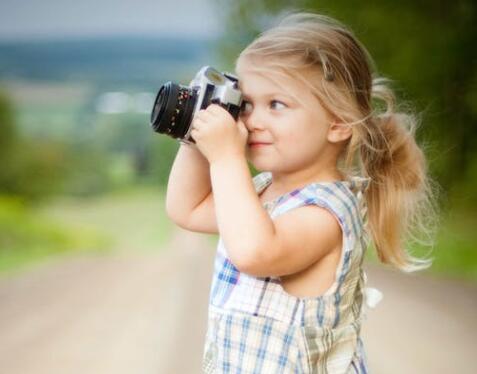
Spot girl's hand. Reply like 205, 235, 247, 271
190, 104, 249, 164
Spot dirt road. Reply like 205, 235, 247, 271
0, 228, 475, 373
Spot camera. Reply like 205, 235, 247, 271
150, 66, 243, 145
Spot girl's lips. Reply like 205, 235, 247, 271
248, 143, 271, 148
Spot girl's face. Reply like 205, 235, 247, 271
237, 66, 336, 174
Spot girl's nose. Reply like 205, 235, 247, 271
243, 108, 265, 131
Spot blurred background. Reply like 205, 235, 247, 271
0, 0, 475, 373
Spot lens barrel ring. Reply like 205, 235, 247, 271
150, 82, 198, 139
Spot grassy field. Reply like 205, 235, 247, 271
40, 186, 174, 253
0, 186, 174, 277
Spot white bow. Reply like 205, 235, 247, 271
363, 287, 383, 308
361, 271, 383, 317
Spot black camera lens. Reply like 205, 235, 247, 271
150, 82, 198, 140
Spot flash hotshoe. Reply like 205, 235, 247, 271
150, 66, 243, 145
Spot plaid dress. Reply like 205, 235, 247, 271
202, 172, 382, 373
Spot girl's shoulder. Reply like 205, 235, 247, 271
252, 171, 371, 204
253, 172, 371, 240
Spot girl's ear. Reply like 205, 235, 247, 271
327, 121, 353, 143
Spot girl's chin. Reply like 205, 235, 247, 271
245, 151, 278, 171
246, 158, 272, 172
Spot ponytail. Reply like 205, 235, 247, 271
361, 77, 441, 272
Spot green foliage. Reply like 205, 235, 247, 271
0, 90, 59, 199
0, 195, 111, 274
58, 143, 113, 197
148, 136, 181, 186
1, 138, 67, 199
0, 89, 114, 201
0, 136, 112, 201
41, 186, 174, 255
0, 90, 17, 160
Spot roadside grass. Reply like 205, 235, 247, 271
0, 186, 173, 277
39, 186, 174, 254
0, 196, 110, 276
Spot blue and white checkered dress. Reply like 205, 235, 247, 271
202, 172, 382, 373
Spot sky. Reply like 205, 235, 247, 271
0, 0, 222, 40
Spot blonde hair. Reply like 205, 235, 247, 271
235, 11, 441, 272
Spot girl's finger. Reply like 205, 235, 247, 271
190, 128, 199, 139
199, 108, 213, 118
206, 104, 224, 115
192, 110, 206, 123
192, 117, 204, 129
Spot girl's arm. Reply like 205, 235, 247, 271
166, 142, 217, 232
209, 155, 341, 277
209, 156, 276, 268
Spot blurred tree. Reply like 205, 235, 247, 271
0, 91, 18, 167
0, 90, 112, 200
212, 0, 477, 202
148, 136, 181, 187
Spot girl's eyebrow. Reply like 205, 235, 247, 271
241, 92, 294, 101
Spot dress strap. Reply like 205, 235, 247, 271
253, 172, 371, 196
252, 171, 272, 194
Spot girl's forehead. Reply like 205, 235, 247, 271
237, 69, 304, 97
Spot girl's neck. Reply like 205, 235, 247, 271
269, 168, 346, 194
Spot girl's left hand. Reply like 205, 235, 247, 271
190, 104, 249, 164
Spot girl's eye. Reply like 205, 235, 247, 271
240, 100, 287, 114
270, 100, 287, 110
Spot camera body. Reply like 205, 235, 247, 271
150, 66, 243, 145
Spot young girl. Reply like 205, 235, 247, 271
166, 11, 439, 374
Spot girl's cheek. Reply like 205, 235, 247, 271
282, 124, 299, 141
